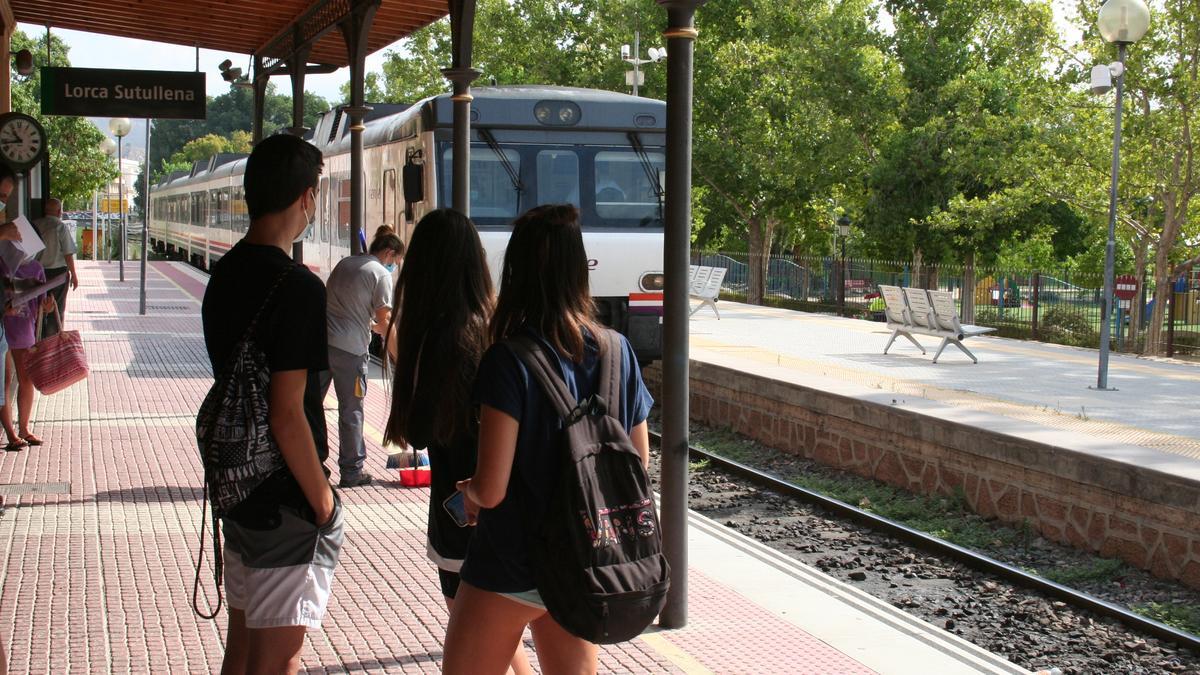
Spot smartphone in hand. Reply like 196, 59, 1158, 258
443, 491, 470, 528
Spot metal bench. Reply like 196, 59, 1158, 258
689, 265, 727, 318
925, 289, 996, 363
878, 285, 995, 363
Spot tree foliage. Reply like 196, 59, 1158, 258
10, 31, 116, 210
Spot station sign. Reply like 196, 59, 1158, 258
1114, 274, 1139, 301
40, 67, 206, 119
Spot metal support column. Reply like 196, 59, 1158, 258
140, 119, 151, 315
288, 45, 311, 263
656, 0, 706, 630
1096, 43, 1127, 390
442, 68, 480, 215
445, 0, 479, 216
341, 2, 379, 256
251, 56, 267, 144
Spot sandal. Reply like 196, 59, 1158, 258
21, 434, 42, 446
4, 440, 27, 452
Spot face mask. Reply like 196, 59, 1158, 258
384, 263, 397, 274
0, 200, 7, 213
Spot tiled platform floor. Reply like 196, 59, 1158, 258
0, 262, 1021, 674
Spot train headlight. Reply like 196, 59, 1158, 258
639, 272, 665, 292
534, 101, 582, 127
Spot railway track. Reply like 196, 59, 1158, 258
648, 429, 1200, 673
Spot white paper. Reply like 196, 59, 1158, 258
12, 216, 44, 259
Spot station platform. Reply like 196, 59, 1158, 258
688, 301, 1200, 461
0, 262, 1024, 674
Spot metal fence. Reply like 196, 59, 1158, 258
692, 251, 1200, 358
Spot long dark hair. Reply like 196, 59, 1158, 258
384, 209, 493, 447
490, 204, 600, 363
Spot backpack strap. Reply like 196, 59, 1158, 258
508, 331, 618, 427
239, 264, 298, 344
597, 328, 622, 421
508, 335, 577, 422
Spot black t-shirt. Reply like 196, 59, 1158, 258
201, 241, 330, 524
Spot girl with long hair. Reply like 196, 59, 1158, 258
442, 204, 653, 674
383, 209, 531, 675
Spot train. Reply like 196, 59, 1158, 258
149, 85, 666, 360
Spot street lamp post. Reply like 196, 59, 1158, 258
837, 216, 851, 313
109, 117, 132, 282
1092, 0, 1150, 390
99, 137, 117, 263
621, 31, 666, 98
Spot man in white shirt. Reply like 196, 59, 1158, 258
34, 198, 78, 337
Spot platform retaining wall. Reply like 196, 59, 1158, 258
643, 361, 1200, 589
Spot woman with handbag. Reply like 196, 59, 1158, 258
383, 209, 532, 675
1, 257, 54, 451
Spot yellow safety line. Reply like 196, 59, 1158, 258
638, 632, 716, 675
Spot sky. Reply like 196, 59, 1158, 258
19, 22, 408, 158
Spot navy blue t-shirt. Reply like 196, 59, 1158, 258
460, 328, 653, 593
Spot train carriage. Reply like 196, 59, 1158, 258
150, 85, 666, 360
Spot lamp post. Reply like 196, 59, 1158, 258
99, 137, 117, 263
1092, 0, 1150, 390
836, 215, 851, 313
621, 31, 666, 98
109, 117, 132, 282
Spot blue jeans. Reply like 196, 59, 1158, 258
319, 347, 369, 478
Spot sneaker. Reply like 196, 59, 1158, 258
338, 472, 373, 488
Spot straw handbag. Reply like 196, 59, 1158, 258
27, 305, 89, 395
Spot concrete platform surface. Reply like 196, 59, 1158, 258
0, 262, 1025, 674
690, 301, 1200, 462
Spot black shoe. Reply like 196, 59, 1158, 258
338, 472, 373, 488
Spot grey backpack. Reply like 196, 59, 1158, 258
508, 329, 670, 644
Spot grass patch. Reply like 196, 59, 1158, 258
1039, 557, 1127, 586
1132, 601, 1200, 636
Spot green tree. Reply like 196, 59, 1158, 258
693, 0, 898, 303
10, 31, 116, 210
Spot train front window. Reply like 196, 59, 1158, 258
537, 150, 580, 207
441, 147, 521, 219
593, 151, 664, 222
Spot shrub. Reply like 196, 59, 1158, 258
1039, 306, 1098, 348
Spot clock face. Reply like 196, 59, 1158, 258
0, 115, 45, 168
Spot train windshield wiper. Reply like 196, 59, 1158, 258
478, 128, 523, 196
628, 132, 664, 221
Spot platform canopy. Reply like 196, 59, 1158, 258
11, 0, 448, 67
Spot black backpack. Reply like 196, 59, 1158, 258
508, 329, 670, 644
192, 265, 294, 618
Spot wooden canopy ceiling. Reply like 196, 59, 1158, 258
12, 0, 449, 67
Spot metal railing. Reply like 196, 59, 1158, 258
691, 251, 1199, 358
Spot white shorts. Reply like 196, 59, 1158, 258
222, 497, 345, 630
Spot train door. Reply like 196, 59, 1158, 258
382, 169, 397, 235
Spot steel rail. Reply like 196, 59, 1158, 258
647, 429, 1200, 654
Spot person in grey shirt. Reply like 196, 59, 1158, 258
34, 198, 78, 337
321, 225, 405, 487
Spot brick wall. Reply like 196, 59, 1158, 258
644, 361, 1200, 589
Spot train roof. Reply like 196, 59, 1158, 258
151, 86, 666, 193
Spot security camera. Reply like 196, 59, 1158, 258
621, 44, 631, 60
1090, 64, 1113, 95
649, 47, 666, 62
218, 59, 233, 73
1090, 62, 1125, 95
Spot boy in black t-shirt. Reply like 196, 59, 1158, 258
201, 134, 343, 673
